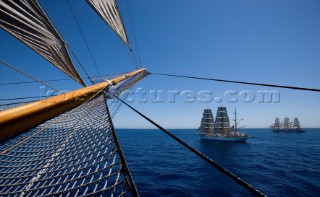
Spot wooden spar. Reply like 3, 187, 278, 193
0, 68, 147, 141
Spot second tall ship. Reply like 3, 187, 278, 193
197, 107, 250, 142
271, 117, 305, 132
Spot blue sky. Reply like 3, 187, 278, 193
0, 0, 320, 128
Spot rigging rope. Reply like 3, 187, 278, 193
0, 71, 131, 86
122, 43, 140, 69
104, 93, 139, 197
0, 95, 56, 102
109, 90, 132, 118
125, 0, 143, 68
152, 73, 320, 92
66, 0, 103, 79
107, 90, 266, 197
67, 45, 94, 85
0, 78, 70, 86
0, 60, 59, 92
0, 100, 41, 107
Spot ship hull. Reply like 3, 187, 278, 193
198, 133, 250, 142
272, 129, 305, 132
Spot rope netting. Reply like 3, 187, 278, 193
0, 94, 137, 196
102, 70, 149, 99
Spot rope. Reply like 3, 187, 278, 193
0, 60, 59, 92
152, 73, 320, 92
0, 78, 70, 86
122, 43, 139, 69
0, 71, 131, 86
107, 90, 266, 197
0, 99, 41, 107
108, 90, 132, 118
66, 0, 103, 79
104, 93, 139, 197
0, 95, 56, 102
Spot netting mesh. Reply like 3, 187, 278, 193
0, 94, 136, 196
103, 70, 149, 99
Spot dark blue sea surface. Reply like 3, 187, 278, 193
116, 129, 320, 196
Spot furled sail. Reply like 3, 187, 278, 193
87, 0, 130, 47
0, 0, 86, 86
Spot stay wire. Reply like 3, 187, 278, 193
0, 71, 131, 86
67, 44, 94, 85
103, 93, 139, 197
0, 99, 41, 107
0, 78, 70, 86
66, 0, 103, 79
107, 90, 266, 197
0, 95, 56, 102
122, 43, 139, 69
110, 90, 131, 118
125, 0, 143, 68
0, 60, 59, 92
152, 73, 320, 92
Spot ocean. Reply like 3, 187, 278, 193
117, 129, 320, 197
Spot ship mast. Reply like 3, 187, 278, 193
234, 108, 237, 134
233, 108, 244, 134
221, 109, 224, 132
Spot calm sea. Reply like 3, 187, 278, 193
117, 128, 320, 197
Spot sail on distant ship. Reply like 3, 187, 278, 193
198, 109, 215, 132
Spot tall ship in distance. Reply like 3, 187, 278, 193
271, 117, 305, 132
198, 107, 250, 142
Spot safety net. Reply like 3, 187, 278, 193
0, 93, 137, 196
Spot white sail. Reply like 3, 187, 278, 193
289, 120, 294, 129
293, 117, 304, 131
0, 0, 86, 86
272, 117, 280, 129
283, 117, 290, 130
87, 0, 130, 47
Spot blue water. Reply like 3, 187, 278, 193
117, 129, 320, 196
